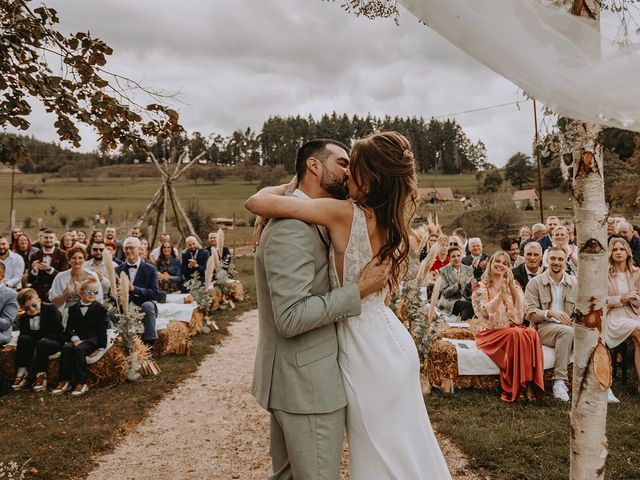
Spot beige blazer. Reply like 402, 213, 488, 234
607, 269, 640, 316
524, 271, 577, 327
252, 218, 361, 414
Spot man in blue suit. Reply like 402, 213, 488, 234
181, 236, 209, 286
116, 237, 160, 347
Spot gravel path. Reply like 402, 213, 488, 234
87, 310, 483, 480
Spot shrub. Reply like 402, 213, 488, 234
59, 214, 68, 228
70, 216, 86, 228
450, 193, 521, 238
23, 216, 33, 229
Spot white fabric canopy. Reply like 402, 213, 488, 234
399, 0, 640, 131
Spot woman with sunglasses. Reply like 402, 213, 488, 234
52, 278, 109, 396
12, 288, 64, 392
49, 247, 103, 322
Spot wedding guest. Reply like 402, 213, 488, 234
115, 237, 160, 348
156, 241, 183, 293
531, 223, 547, 242
52, 278, 108, 397
430, 237, 450, 272
518, 225, 532, 254
0, 235, 25, 289
512, 242, 543, 291
607, 217, 617, 239
604, 238, 640, 393
150, 233, 177, 262
28, 229, 68, 299
104, 240, 122, 266
500, 237, 524, 268
104, 226, 124, 260
418, 233, 439, 262
524, 247, 575, 402
12, 233, 38, 265
617, 221, 640, 267
130, 226, 142, 238
538, 216, 560, 252
562, 219, 577, 245
542, 226, 578, 274
49, 247, 103, 321
207, 231, 231, 272
140, 238, 151, 263
32, 227, 48, 250
77, 230, 88, 247
10, 226, 24, 244
181, 236, 209, 284
471, 251, 545, 402
12, 288, 64, 392
452, 228, 469, 255
0, 263, 18, 346
59, 233, 75, 255
462, 237, 488, 281
437, 246, 474, 320
86, 241, 111, 295
88, 230, 103, 248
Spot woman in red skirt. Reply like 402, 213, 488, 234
471, 251, 545, 402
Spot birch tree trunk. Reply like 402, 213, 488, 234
553, 2, 611, 479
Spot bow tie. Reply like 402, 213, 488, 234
125, 263, 138, 271
42, 253, 52, 258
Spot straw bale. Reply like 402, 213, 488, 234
88, 344, 128, 385
424, 340, 458, 388
0, 345, 16, 378
184, 294, 193, 304
189, 310, 206, 335
437, 325, 475, 341
209, 287, 222, 312
156, 320, 193, 356
229, 280, 245, 302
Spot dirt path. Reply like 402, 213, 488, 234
87, 310, 483, 480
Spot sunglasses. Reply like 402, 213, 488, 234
23, 301, 39, 309
92, 248, 104, 252
83, 289, 99, 295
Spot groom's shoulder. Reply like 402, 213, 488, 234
267, 218, 316, 236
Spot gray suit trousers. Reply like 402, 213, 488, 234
269, 408, 346, 480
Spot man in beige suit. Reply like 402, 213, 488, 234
524, 246, 575, 401
252, 139, 388, 480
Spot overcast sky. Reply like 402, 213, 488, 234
17, 0, 545, 167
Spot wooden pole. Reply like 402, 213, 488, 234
533, 100, 545, 224
9, 161, 16, 228
232, 213, 236, 259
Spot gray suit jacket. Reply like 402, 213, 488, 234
0, 284, 18, 345
437, 264, 474, 314
252, 218, 361, 414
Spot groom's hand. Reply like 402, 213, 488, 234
356, 258, 391, 298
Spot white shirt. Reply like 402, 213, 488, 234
546, 271, 570, 322
0, 251, 24, 289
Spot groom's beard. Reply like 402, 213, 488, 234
321, 171, 348, 200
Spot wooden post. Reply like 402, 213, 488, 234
232, 213, 236, 259
533, 100, 545, 224
9, 161, 16, 228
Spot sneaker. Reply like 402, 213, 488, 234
12, 372, 28, 391
71, 384, 89, 397
51, 381, 71, 395
552, 380, 570, 402
32, 373, 47, 392
607, 388, 620, 404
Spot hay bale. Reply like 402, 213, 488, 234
88, 344, 128, 386
209, 287, 222, 312
0, 345, 16, 379
424, 340, 458, 388
228, 280, 245, 302
184, 294, 193, 304
189, 310, 206, 335
437, 325, 475, 341
156, 320, 193, 356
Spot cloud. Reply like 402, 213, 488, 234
11, 0, 537, 166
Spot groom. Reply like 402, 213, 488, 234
253, 139, 389, 480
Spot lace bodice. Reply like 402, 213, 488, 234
329, 205, 385, 307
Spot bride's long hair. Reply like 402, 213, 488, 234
349, 131, 418, 290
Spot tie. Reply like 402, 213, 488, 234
125, 263, 137, 272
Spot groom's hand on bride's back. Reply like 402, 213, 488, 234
356, 258, 391, 298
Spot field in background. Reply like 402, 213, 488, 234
0, 170, 577, 243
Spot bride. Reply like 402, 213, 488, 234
245, 131, 451, 479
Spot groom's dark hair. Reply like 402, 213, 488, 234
295, 138, 349, 182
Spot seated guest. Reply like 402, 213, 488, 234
52, 278, 108, 396
86, 241, 111, 295
206, 231, 231, 272
104, 226, 124, 261
524, 247, 576, 402
150, 233, 178, 262
452, 228, 469, 256
0, 263, 19, 346
471, 251, 545, 402
12, 233, 38, 286
430, 236, 450, 272
28, 229, 68, 299
181, 236, 209, 284
512, 242, 543, 291
10, 226, 24, 244
437, 246, 474, 320
0, 235, 24, 289
156, 241, 182, 293
517, 226, 531, 255
500, 237, 524, 268
604, 238, 640, 394
462, 237, 488, 281
617, 221, 640, 267
538, 216, 559, 253
542, 226, 578, 274
12, 288, 64, 392
418, 233, 439, 263
531, 223, 547, 242
104, 240, 122, 266
140, 238, 152, 263
76, 230, 88, 247
88, 230, 103, 248
49, 247, 103, 322
116, 237, 160, 348
59, 233, 75, 255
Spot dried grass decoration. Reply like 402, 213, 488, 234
185, 272, 217, 333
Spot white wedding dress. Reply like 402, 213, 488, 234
329, 205, 451, 480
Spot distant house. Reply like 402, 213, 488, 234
417, 187, 455, 203
512, 189, 539, 210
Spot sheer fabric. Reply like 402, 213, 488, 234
399, 0, 640, 132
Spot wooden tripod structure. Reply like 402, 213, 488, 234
133, 145, 208, 249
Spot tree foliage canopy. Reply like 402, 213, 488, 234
504, 152, 535, 189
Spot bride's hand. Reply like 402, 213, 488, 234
356, 258, 391, 299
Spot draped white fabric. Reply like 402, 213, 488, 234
399, 0, 640, 132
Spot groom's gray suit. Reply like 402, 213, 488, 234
253, 193, 361, 480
